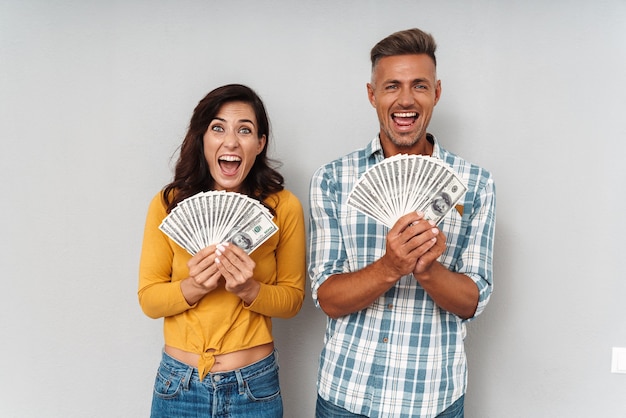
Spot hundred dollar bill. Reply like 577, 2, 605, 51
347, 154, 467, 228
158, 190, 278, 255
420, 175, 467, 225
225, 210, 278, 254
159, 217, 200, 255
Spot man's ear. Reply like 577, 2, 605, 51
367, 83, 376, 108
434, 79, 442, 105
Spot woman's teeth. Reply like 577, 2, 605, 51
218, 156, 241, 174
219, 155, 241, 162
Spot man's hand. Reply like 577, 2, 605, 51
413, 228, 446, 277
381, 212, 440, 279
317, 211, 440, 318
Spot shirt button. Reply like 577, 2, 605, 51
383, 337, 389, 343
387, 303, 393, 309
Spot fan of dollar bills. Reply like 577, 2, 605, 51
159, 191, 278, 255
347, 154, 467, 227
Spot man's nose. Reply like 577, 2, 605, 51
398, 87, 413, 106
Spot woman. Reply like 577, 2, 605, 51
139, 84, 306, 417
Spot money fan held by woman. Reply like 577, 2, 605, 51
138, 84, 306, 418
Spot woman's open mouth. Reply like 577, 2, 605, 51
218, 155, 241, 175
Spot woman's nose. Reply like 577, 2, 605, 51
223, 130, 239, 147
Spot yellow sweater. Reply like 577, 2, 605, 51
138, 189, 306, 380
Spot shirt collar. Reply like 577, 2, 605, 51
367, 133, 442, 160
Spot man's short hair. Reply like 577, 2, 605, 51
370, 28, 437, 73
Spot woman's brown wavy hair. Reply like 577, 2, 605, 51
162, 84, 284, 213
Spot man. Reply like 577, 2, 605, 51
308, 28, 496, 418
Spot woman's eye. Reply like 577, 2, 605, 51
239, 127, 252, 134
211, 125, 224, 132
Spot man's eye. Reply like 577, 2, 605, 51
385, 85, 398, 90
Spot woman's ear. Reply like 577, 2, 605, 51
257, 135, 267, 155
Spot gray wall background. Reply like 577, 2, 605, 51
1, 0, 625, 416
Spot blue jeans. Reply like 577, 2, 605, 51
315, 394, 464, 418
151, 350, 283, 418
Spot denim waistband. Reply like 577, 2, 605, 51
160, 348, 278, 386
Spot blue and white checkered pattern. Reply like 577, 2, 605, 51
308, 135, 496, 418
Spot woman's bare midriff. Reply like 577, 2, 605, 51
164, 342, 274, 372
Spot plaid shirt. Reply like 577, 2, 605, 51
308, 135, 496, 418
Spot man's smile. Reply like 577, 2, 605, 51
392, 112, 418, 127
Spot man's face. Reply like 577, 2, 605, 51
367, 54, 441, 155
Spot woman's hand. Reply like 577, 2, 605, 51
215, 242, 260, 305
180, 245, 222, 305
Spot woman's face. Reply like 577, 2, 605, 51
203, 101, 266, 192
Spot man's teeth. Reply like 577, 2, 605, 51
393, 112, 417, 118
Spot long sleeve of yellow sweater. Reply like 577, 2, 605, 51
138, 189, 306, 379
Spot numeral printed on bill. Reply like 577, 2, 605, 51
159, 191, 278, 255
347, 154, 467, 227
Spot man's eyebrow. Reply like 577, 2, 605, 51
382, 77, 431, 85
409, 78, 432, 85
